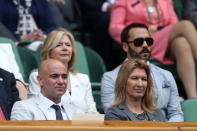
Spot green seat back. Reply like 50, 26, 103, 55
75, 41, 90, 76
0, 37, 25, 80
32, 47, 41, 66
84, 47, 106, 83
92, 89, 103, 114
17, 46, 39, 82
84, 47, 107, 113
173, 0, 183, 20
181, 98, 197, 121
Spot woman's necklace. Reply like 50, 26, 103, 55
133, 112, 148, 120
127, 103, 148, 120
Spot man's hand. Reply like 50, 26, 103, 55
47, 0, 65, 4
107, 3, 115, 13
20, 29, 46, 41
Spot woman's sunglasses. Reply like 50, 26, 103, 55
127, 37, 154, 47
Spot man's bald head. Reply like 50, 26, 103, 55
38, 59, 68, 104
38, 59, 67, 75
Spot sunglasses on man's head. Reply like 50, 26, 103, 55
127, 37, 154, 47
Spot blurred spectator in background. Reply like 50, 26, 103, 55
183, 0, 197, 29
76, 0, 125, 70
109, 0, 197, 98
47, 0, 82, 33
0, 44, 27, 100
0, 0, 58, 50
0, 22, 16, 41
0, 68, 20, 120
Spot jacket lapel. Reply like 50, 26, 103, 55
0, 100, 8, 120
146, 112, 156, 121
69, 73, 81, 101
118, 103, 138, 121
35, 95, 51, 120
0, 79, 9, 120
149, 63, 163, 102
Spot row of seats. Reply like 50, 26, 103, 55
0, 37, 106, 113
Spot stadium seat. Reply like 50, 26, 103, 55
173, 0, 183, 20
75, 41, 90, 76
181, 98, 197, 122
75, 42, 106, 113
0, 37, 25, 80
84, 47, 107, 113
84, 47, 106, 83
17, 46, 39, 82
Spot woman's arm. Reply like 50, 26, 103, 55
109, 0, 127, 43
166, 0, 179, 25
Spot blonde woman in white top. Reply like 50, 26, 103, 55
28, 28, 98, 113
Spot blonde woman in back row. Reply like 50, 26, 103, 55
28, 28, 98, 113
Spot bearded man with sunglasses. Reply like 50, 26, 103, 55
101, 23, 183, 122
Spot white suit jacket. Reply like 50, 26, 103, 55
10, 94, 73, 120
28, 71, 98, 113
101, 62, 183, 122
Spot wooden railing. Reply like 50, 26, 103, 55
0, 120, 197, 131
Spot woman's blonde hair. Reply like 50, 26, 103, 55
41, 28, 76, 72
114, 59, 157, 113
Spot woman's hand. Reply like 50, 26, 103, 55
148, 25, 157, 35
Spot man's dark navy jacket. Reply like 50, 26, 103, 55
0, 68, 20, 120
